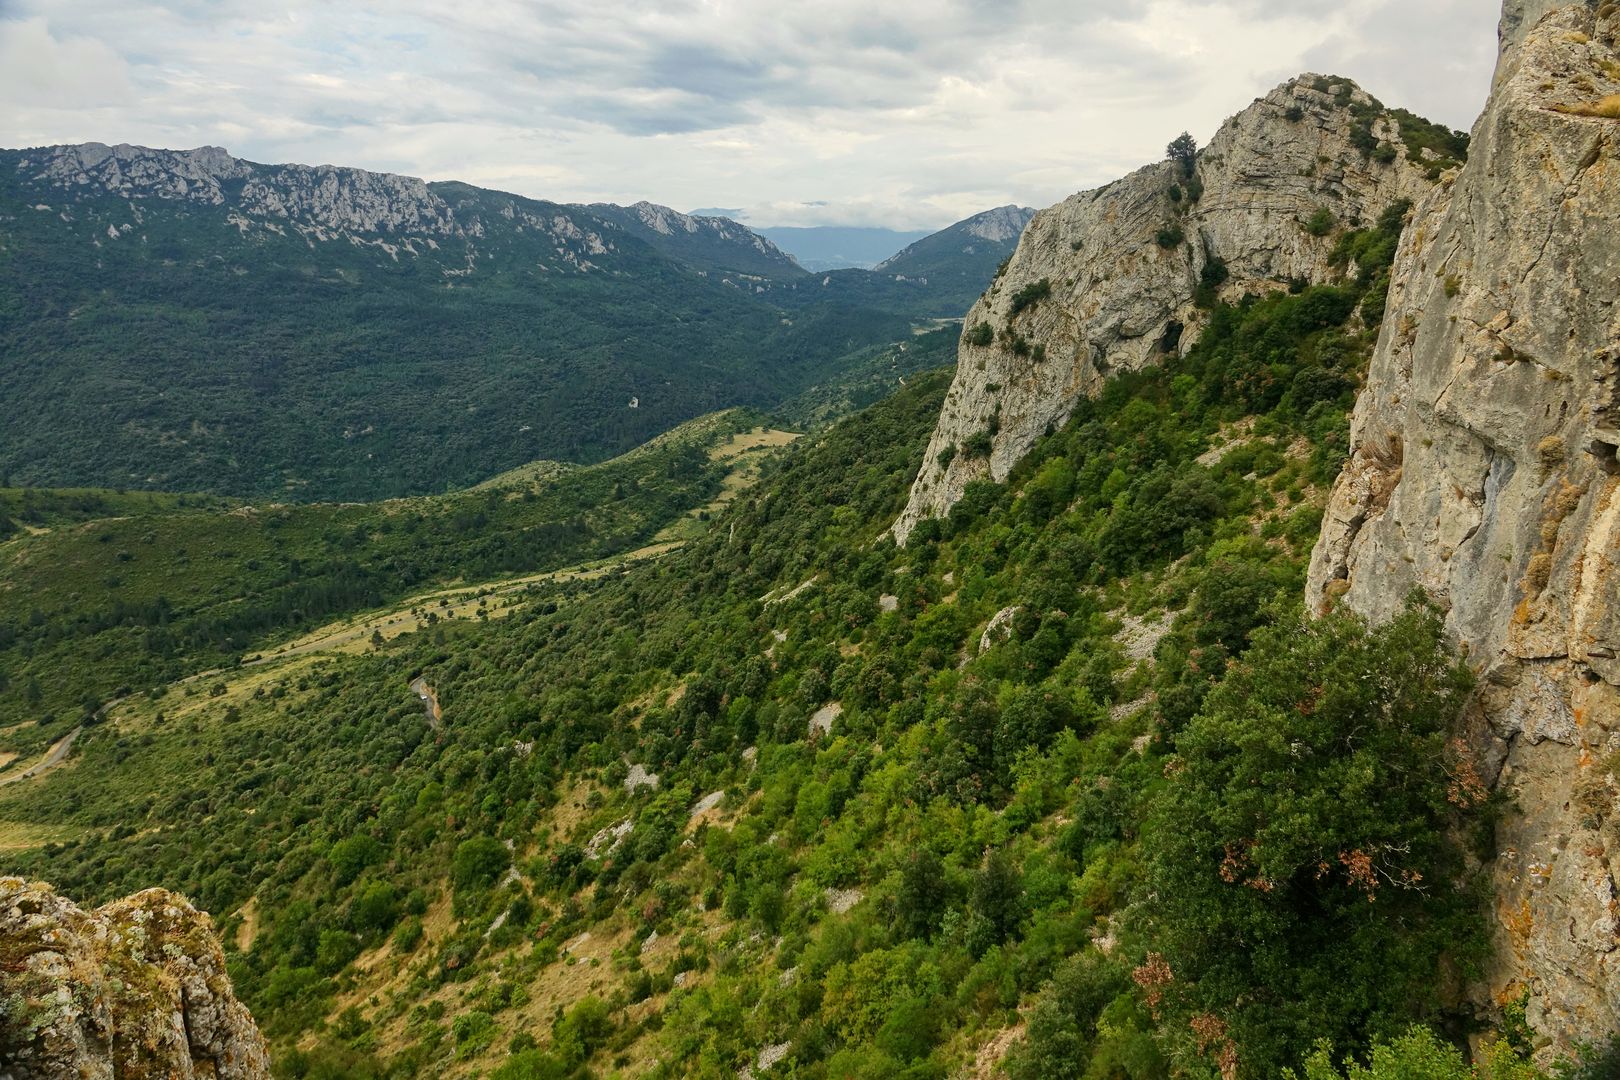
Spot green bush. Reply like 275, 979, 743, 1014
452, 1010, 497, 1059
1155, 224, 1185, 249
1194, 256, 1229, 308
966, 321, 995, 347
1288, 1026, 1544, 1079
391, 917, 424, 952
1007, 951, 1137, 1080
452, 835, 510, 895
1141, 604, 1483, 1075
1007, 279, 1053, 319
1305, 207, 1336, 237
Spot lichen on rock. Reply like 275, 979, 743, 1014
0, 876, 270, 1079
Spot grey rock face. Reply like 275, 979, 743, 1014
0, 877, 270, 1079
960, 205, 1036, 245
25, 141, 456, 233
630, 200, 785, 258
1499, 0, 1595, 55
12, 143, 642, 273
1307, 3, 1620, 1050
893, 75, 1439, 542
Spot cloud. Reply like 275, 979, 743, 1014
0, 0, 1500, 229
0, 16, 130, 109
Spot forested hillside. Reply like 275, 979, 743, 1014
5, 182, 1605, 1076
0, 145, 983, 501
0, 410, 774, 749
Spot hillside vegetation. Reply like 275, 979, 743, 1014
0, 148, 985, 501
6, 187, 1604, 1078
0, 410, 778, 751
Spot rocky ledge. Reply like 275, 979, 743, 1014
0, 877, 269, 1079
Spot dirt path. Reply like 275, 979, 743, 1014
409, 677, 442, 730
0, 726, 81, 787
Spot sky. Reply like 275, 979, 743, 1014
0, 0, 1501, 230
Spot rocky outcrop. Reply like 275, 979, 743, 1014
24, 141, 458, 234
960, 206, 1036, 245
1307, 2, 1620, 1050
10, 142, 790, 276
893, 76, 1446, 542
0, 877, 269, 1079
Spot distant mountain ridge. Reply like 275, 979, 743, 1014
579, 200, 804, 277
874, 205, 1034, 269
1, 141, 1031, 500
20, 141, 795, 277
871, 204, 1036, 309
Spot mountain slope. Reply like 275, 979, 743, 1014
0, 77, 1553, 1072
581, 201, 804, 277
0, 408, 780, 739
872, 204, 1035, 310
893, 75, 1465, 541
0, 144, 907, 500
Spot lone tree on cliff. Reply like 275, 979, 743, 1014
1167, 132, 1198, 177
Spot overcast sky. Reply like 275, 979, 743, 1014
0, 0, 1499, 229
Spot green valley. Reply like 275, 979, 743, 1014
0, 409, 788, 754
7, 180, 1600, 1076
5, 4, 1620, 1076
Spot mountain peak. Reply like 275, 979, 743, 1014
894, 68, 1455, 542
960, 204, 1037, 244
870, 206, 1035, 276
585, 200, 802, 275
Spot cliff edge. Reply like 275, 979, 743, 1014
1307, 1, 1620, 1049
893, 74, 1449, 541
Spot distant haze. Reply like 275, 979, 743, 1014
0, 1, 1498, 229
756, 226, 934, 271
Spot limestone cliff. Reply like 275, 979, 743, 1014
0, 877, 269, 1079
893, 75, 1448, 541
1307, 1, 1620, 1049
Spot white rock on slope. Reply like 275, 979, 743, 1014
1307, 2, 1620, 1052
893, 74, 1444, 542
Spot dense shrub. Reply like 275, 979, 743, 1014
1007, 279, 1053, 319
1141, 604, 1483, 1075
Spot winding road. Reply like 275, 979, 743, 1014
0, 726, 81, 788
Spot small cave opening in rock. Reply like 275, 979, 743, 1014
1158, 320, 1184, 354
1590, 436, 1619, 476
